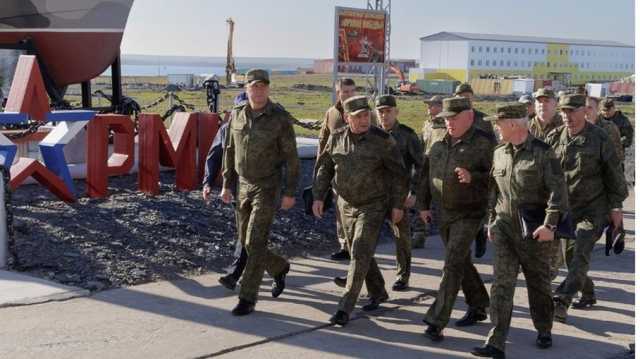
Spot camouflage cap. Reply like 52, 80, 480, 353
343, 95, 371, 115
454, 82, 474, 95
435, 97, 472, 118
485, 102, 528, 122
533, 88, 555, 99
245, 68, 270, 85
375, 94, 397, 109
518, 94, 533, 104
558, 93, 586, 110
602, 97, 616, 109
424, 95, 444, 105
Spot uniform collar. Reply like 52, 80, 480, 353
246, 100, 275, 118
505, 133, 534, 154
446, 125, 476, 146
382, 121, 400, 133
561, 121, 593, 146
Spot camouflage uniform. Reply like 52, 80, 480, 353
529, 113, 563, 140
378, 95, 423, 284
599, 108, 634, 153
317, 102, 349, 251
473, 109, 496, 142
545, 95, 628, 311
223, 97, 300, 305
594, 116, 624, 163
313, 96, 409, 314
417, 97, 494, 330
484, 103, 569, 352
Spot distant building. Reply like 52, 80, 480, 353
417, 31, 634, 85
313, 59, 417, 74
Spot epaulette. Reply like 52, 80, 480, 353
531, 137, 551, 150
271, 102, 289, 114
369, 126, 390, 139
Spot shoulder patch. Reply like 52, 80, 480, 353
369, 126, 390, 139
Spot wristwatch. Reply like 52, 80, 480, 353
544, 224, 557, 232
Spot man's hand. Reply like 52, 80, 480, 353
312, 200, 324, 219
281, 196, 295, 210
202, 185, 211, 201
220, 188, 233, 204
610, 210, 623, 230
419, 210, 432, 224
404, 194, 416, 209
454, 167, 472, 184
391, 208, 404, 224
533, 225, 554, 242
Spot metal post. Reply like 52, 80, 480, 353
0, 170, 7, 269
111, 53, 122, 113
332, 8, 340, 104
81, 80, 92, 108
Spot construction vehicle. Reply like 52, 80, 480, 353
225, 18, 238, 87
388, 64, 420, 94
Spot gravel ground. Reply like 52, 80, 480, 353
8, 160, 345, 292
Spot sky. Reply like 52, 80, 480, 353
120, 0, 636, 59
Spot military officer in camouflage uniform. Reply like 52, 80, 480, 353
529, 88, 563, 140
313, 95, 409, 326
417, 97, 494, 341
376, 94, 423, 290
455, 83, 495, 141
413, 95, 446, 249
518, 94, 535, 118
317, 78, 357, 261
221, 69, 300, 316
545, 94, 628, 323
470, 103, 569, 359
599, 98, 634, 161
586, 97, 624, 162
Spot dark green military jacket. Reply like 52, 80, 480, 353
599, 111, 634, 149
222, 100, 300, 196
383, 121, 424, 194
489, 134, 569, 228
317, 102, 346, 158
529, 113, 563, 140
594, 117, 624, 161
313, 126, 409, 209
545, 122, 628, 217
473, 109, 496, 142
417, 126, 496, 216
422, 117, 448, 156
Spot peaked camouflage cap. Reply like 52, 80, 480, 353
245, 68, 270, 85
375, 94, 397, 109
558, 93, 586, 110
424, 95, 444, 105
343, 95, 371, 115
454, 82, 474, 95
485, 102, 528, 122
435, 97, 472, 118
533, 88, 555, 99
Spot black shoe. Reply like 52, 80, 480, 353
218, 274, 238, 290
572, 296, 597, 309
330, 249, 350, 261
272, 263, 290, 298
362, 294, 389, 312
333, 276, 347, 288
231, 299, 255, 316
475, 227, 488, 258
455, 307, 488, 327
424, 325, 444, 342
329, 310, 349, 326
392, 280, 408, 291
471, 344, 505, 358
536, 332, 552, 349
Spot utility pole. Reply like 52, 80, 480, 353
367, 0, 391, 98
225, 18, 236, 86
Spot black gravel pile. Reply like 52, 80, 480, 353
8, 160, 342, 291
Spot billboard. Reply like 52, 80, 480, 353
335, 7, 386, 64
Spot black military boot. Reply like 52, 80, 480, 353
572, 296, 597, 309
329, 310, 349, 326
218, 274, 239, 290
231, 299, 255, 316
392, 280, 408, 291
362, 294, 389, 312
536, 332, 553, 349
333, 276, 347, 288
272, 263, 290, 298
424, 325, 444, 342
330, 249, 350, 261
471, 344, 505, 358
455, 306, 488, 327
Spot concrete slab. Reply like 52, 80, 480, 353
0, 270, 89, 308
0, 192, 633, 359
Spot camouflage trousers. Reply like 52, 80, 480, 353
387, 208, 411, 283
333, 190, 347, 250
485, 218, 554, 352
412, 203, 441, 247
555, 215, 608, 305
236, 180, 289, 304
337, 197, 388, 314
424, 217, 490, 329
